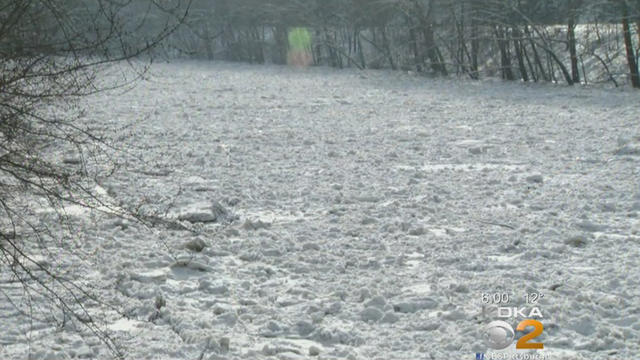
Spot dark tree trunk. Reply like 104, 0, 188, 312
380, 26, 396, 70
496, 26, 515, 80
523, 45, 538, 82
408, 20, 423, 72
252, 27, 264, 64
547, 53, 557, 83
313, 29, 322, 66
274, 26, 288, 65
422, 23, 445, 75
454, 3, 471, 77
347, 29, 353, 58
545, 45, 574, 85
412, 0, 446, 75
203, 24, 214, 60
470, 3, 480, 79
567, 7, 580, 84
435, 46, 448, 76
512, 26, 529, 81
334, 31, 344, 69
581, 56, 588, 84
324, 28, 339, 67
525, 25, 549, 81
223, 24, 238, 61
622, 3, 640, 88
356, 30, 366, 69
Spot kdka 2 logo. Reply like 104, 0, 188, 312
483, 308, 544, 350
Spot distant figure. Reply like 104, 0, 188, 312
287, 27, 312, 67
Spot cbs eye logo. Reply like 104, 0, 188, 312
483, 320, 544, 350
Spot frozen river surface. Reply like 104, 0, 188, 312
2, 62, 639, 360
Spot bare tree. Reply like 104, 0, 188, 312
0, 0, 189, 357
568, 0, 583, 84
620, 0, 640, 87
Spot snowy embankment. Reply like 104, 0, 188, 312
1, 62, 639, 360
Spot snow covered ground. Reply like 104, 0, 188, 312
1, 62, 639, 359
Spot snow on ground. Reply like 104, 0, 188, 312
1, 62, 639, 359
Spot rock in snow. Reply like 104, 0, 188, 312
615, 143, 640, 156
242, 218, 272, 230
364, 295, 387, 309
184, 237, 207, 252
525, 174, 544, 184
177, 201, 232, 223
308, 345, 321, 356
575, 221, 607, 233
360, 307, 384, 322
393, 298, 438, 313
380, 312, 400, 324
565, 235, 590, 248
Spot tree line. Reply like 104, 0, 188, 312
164, 0, 640, 88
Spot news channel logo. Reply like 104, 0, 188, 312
480, 293, 546, 351
482, 315, 544, 350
